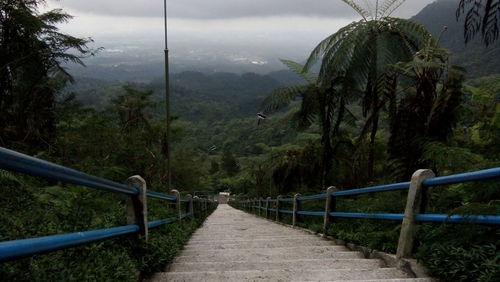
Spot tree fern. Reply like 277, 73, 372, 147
303, 7, 432, 180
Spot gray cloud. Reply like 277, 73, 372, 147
49, 0, 436, 19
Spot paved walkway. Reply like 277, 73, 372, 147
151, 204, 432, 281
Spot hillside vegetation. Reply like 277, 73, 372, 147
0, 0, 498, 281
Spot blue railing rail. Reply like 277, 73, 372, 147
236, 167, 500, 259
0, 147, 216, 262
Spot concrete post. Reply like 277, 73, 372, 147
396, 169, 435, 259
276, 195, 282, 222
171, 189, 182, 220
292, 193, 301, 227
126, 175, 148, 240
265, 197, 271, 219
323, 186, 337, 234
258, 197, 262, 216
187, 194, 194, 218
193, 196, 199, 214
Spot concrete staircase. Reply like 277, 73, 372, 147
151, 204, 434, 281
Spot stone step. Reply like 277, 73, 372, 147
179, 245, 349, 257
191, 227, 299, 233
151, 205, 434, 282
189, 232, 310, 240
154, 268, 411, 281
168, 258, 383, 272
188, 235, 314, 243
175, 251, 361, 263
193, 227, 304, 237
183, 238, 335, 250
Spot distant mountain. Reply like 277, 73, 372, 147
412, 0, 499, 77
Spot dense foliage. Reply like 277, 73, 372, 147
0, 0, 498, 281
0, 0, 94, 153
0, 2, 216, 281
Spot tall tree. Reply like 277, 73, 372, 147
261, 60, 352, 187
0, 0, 93, 152
304, 0, 432, 180
389, 40, 466, 179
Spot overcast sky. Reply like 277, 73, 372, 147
44, 0, 437, 69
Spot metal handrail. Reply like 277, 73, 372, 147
332, 182, 410, 197
238, 167, 500, 225
0, 147, 214, 262
297, 193, 327, 201
0, 147, 138, 195
422, 167, 500, 187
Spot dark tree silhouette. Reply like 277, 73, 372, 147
0, 0, 94, 152
457, 0, 499, 46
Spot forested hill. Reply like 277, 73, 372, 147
412, 0, 499, 78
69, 70, 303, 121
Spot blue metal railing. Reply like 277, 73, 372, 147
0, 147, 208, 263
239, 167, 500, 225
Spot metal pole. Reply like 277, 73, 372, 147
164, 0, 171, 190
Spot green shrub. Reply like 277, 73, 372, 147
0, 175, 216, 282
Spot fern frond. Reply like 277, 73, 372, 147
280, 59, 317, 84
304, 21, 363, 72
318, 23, 370, 82
341, 0, 371, 20
379, 0, 407, 18
260, 85, 309, 114
482, 0, 499, 45
390, 18, 433, 53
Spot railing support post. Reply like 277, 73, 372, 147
171, 189, 182, 220
258, 197, 262, 216
187, 194, 194, 218
323, 186, 337, 234
265, 197, 271, 219
276, 195, 282, 222
193, 196, 199, 214
126, 175, 148, 240
396, 169, 435, 259
292, 193, 301, 227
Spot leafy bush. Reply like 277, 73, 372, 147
415, 224, 500, 282
0, 173, 216, 281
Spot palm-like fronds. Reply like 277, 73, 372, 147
389, 42, 466, 179
260, 85, 310, 114
457, 0, 500, 46
280, 59, 317, 84
304, 1, 432, 180
261, 60, 352, 186
341, 0, 371, 20
341, 0, 407, 20
305, 18, 431, 89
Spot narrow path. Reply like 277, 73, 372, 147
151, 204, 432, 281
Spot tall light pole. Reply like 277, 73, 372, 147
164, 0, 171, 190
